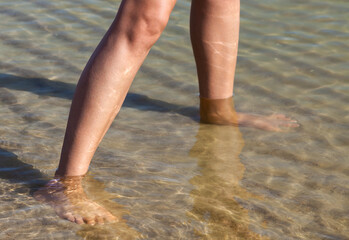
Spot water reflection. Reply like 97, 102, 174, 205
188, 124, 268, 239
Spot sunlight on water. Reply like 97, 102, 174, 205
0, 0, 348, 239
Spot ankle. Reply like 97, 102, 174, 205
199, 96, 238, 125
53, 172, 86, 190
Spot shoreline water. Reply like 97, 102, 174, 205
0, 0, 348, 239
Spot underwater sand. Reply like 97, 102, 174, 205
0, 0, 348, 239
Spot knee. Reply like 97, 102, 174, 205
135, 11, 169, 37
120, 2, 174, 49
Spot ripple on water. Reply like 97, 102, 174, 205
0, 0, 348, 239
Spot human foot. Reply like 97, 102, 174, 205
237, 112, 299, 132
34, 175, 117, 225
200, 96, 299, 132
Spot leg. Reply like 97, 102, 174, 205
190, 0, 299, 131
35, 0, 176, 225
58, 0, 176, 177
191, 0, 239, 99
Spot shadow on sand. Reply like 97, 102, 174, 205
0, 73, 198, 121
0, 148, 141, 239
0, 148, 48, 194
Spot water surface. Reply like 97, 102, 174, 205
0, 0, 348, 239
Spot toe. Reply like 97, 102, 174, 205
290, 123, 300, 127
272, 114, 287, 119
274, 114, 296, 122
95, 216, 104, 225
61, 212, 75, 223
105, 213, 117, 223
74, 216, 85, 225
84, 217, 96, 226
265, 125, 282, 132
282, 122, 299, 127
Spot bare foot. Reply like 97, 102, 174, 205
237, 113, 299, 132
34, 176, 117, 225
199, 97, 299, 132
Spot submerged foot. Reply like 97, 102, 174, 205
34, 176, 117, 225
237, 113, 299, 132
200, 96, 299, 132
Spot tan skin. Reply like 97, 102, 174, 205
34, 0, 298, 226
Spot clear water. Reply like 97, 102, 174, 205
0, 0, 348, 239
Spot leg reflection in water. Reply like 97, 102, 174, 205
188, 115, 268, 239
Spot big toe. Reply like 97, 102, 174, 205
105, 213, 117, 223
83, 216, 96, 225
61, 212, 76, 223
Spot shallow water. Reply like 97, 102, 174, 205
0, 0, 348, 239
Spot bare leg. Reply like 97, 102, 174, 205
35, 0, 177, 225
58, 0, 176, 177
190, 0, 299, 131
